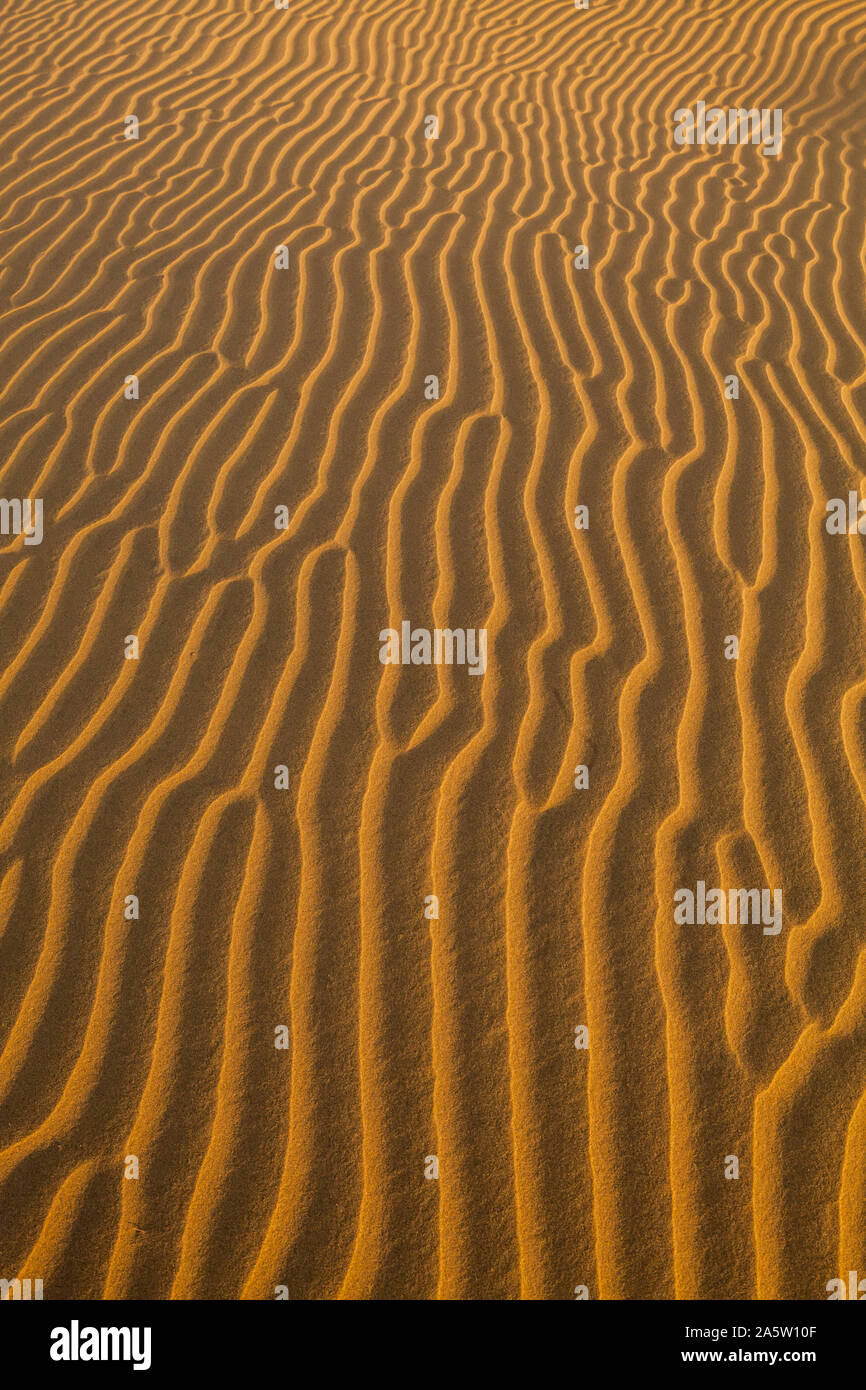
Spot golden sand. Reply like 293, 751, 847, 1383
0, 0, 864, 1300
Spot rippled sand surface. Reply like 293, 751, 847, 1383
0, 0, 864, 1299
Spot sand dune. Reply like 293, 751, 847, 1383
0, 0, 864, 1299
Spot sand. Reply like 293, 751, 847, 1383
0, 0, 864, 1301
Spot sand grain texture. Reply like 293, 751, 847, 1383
0, 0, 865, 1300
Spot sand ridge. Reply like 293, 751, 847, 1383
0, 0, 864, 1299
